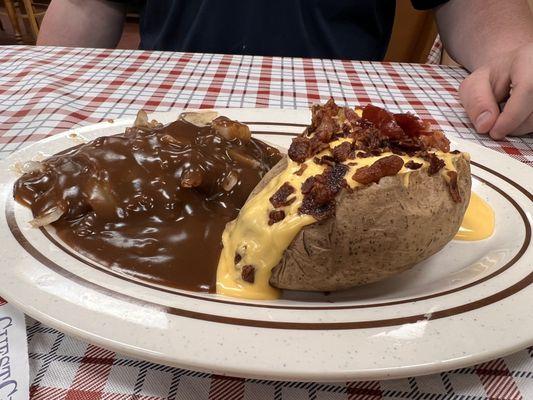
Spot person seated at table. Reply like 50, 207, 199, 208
37, 0, 533, 140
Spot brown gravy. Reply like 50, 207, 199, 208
13, 116, 281, 292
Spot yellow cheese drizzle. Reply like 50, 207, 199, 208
454, 192, 494, 241
216, 134, 469, 299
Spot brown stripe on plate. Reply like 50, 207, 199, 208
4, 163, 532, 329
5, 195, 533, 330
472, 161, 533, 201
27, 166, 530, 311
243, 121, 308, 128
252, 131, 299, 136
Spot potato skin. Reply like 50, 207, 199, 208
269, 156, 471, 291
248, 155, 289, 199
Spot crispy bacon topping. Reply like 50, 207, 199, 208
269, 182, 295, 208
362, 104, 404, 139
299, 163, 348, 220
288, 136, 312, 163
344, 107, 360, 124
332, 141, 352, 162
424, 153, 445, 175
301, 176, 317, 195
294, 163, 308, 176
356, 151, 372, 158
314, 114, 339, 143
393, 112, 431, 137
405, 160, 423, 170
420, 130, 450, 153
283, 99, 461, 220
288, 98, 452, 164
285, 134, 332, 164
352, 155, 404, 185
268, 210, 286, 225
313, 155, 336, 166
241, 265, 255, 283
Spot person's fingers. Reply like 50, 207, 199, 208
489, 48, 533, 140
459, 68, 505, 134
507, 112, 533, 137
489, 82, 533, 139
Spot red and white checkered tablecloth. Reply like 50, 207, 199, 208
0, 45, 531, 400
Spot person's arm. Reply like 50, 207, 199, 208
435, 0, 533, 139
37, 0, 127, 48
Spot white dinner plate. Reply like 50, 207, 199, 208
0, 108, 531, 382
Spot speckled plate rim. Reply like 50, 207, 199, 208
0, 108, 532, 382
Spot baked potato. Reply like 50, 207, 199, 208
216, 99, 471, 299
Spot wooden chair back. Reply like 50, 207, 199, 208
1, 0, 47, 44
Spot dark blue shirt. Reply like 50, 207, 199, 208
118, 0, 448, 60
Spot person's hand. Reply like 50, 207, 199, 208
459, 42, 533, 140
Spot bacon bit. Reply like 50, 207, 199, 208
311, 98, 340, 128
241, 265, 255, 283
288, 136, 311, 163
309, 136, 330, 154
314, 114, 339, 142
309, 99, 341, 142
334, 107, 360, 139
324, 163, 349, 187
356, 151, 372, 158
393, 113, 450, 152
344, 107, 360, 124
433, 130, 451, 153
340, 121, 353, 136
393, 112, 431, 137
450, 150, 461, 154
362, 104, 404, 139
299, 163, 348, 220
388, 137, 423, 154
268, 210, 286, 225
288, 135, 330, 163
405, 160, 423, 170
354, 126, 386, 150
301, 176, 316, 194
347, 161, 358, 166
447, 171, 462, 203
322, 156, 336, 166
390, 147, 407, 156
352, 155, 404, 185
324, 97, 340, 114
332, 142, 352, 162
294, 163, 308, 176
425, 153, 445, 175
313, 155, 336, 166
310, 105, 323, 130
234, 253, 242, 265
269, 182, 296, 208
420, 130, 450, 153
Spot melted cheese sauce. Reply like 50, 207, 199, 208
216, 139, 467, 300
455, 192, 495, 241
